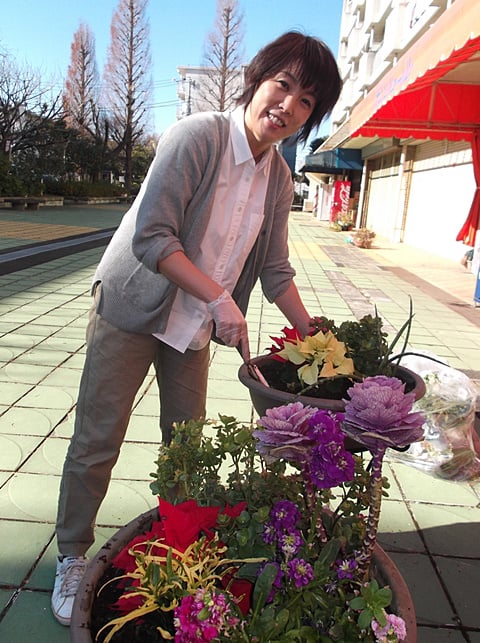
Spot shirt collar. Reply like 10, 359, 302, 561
230, 107, 273, 175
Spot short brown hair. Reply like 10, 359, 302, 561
237, 31, 342, 144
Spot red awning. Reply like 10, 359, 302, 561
349, 0, 480, 142
456, 129, 480, 245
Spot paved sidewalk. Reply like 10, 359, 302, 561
0, 202, 127, 250
0, 208, 479, 642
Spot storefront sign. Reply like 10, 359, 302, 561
330, 180, 351, 222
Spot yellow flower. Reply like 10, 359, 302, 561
278, 331, 354, 386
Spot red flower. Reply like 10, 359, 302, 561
109, 499, 246, 615
268, 326, 303, 361
112, 499, 246, 572
159, 499, 246, 551
219, 573, 253, 615
112, 520, 166, 572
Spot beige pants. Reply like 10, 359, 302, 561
55, 301, 209, 556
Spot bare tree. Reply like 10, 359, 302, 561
63, 23, 100, 136
200, 0, 245, 112
63, 23, 110, 181
0, 52, 63, 159
103, 0, 153, 194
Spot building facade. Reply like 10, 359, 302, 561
176, 66, 243, 120
311, 0, 480, 262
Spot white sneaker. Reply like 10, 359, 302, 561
51, 556, 89, 626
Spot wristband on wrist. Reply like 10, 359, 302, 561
206, 289, 231, 312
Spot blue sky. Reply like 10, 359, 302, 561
0, 0, 343, 142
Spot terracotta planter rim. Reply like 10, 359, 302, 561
70, 507, 417, 643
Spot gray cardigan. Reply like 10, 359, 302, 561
94, 111, 296, 335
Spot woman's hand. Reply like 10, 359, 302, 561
207, 290, 250, 361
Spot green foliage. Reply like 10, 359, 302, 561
0, 154, 25, 196
311, 313, 390, 377
150, 415, 303, 510
310, 302, 415, 380
43, 178, 126, 197
349, 579, 392, 629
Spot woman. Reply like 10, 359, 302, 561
51, 30, 342, 626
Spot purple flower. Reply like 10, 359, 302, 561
254, 402, 318, 463
263, 501, 303, 557
262, 522, 277, 545
307, 410, 355, 488
269, 500, 301, 531
335, 557, 358, 580
342, 376, 425, 451
278, 529, 303, 558
287, 558, 314, 588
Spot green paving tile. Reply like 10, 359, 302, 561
1, 333, 38, 351
17, 437, 68, 475
388, 552, 454, 627
57, 353, 86, 369
382, 463, 403, 500
39, 367, 82, 388
0, 322, 22, 333
377, 499, 425, 553
410, 505, 480, 557
132, 393, 161, 417
0, 520, 54, 585
14, 384, 77, 410
40, 336, 85, 353
206, 397, 253, 424
416, 626, 471, 642
434, 557, 480, 628
0, 472, 60, 521
0, 589, 70, 643
0, 311, 42, 325
209, 361, 245, 382
0, 588, 14, 612
125, 414, 162, 442
51, 415, 75, 439
0, 435, 45, 470
13, 348, 73, 367
0, 472, 12, 486
389, 461, 480, 507
104, 441, 159, 481
0, 381, 33, 405
97, 478, 156, 527
0, 345, 18, 361
51, 325, 87, 339
11, 323, 63, 336
0, 406, 68, 436
0, 362, 54, 384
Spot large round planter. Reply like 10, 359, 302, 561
71, 507, 417, 643
238, 355, 426, 452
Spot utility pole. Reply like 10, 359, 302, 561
185, 77, 197, 116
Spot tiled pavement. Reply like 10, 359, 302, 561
0, 204, 480, 642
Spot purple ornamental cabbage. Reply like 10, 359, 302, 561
342, 375, 425, 451
254, 402, 318, 463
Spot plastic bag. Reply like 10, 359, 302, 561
387, 353, 480, 481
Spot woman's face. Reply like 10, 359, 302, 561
244, 69, 315, 160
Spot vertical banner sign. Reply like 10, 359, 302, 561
330, 180, 351, 222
